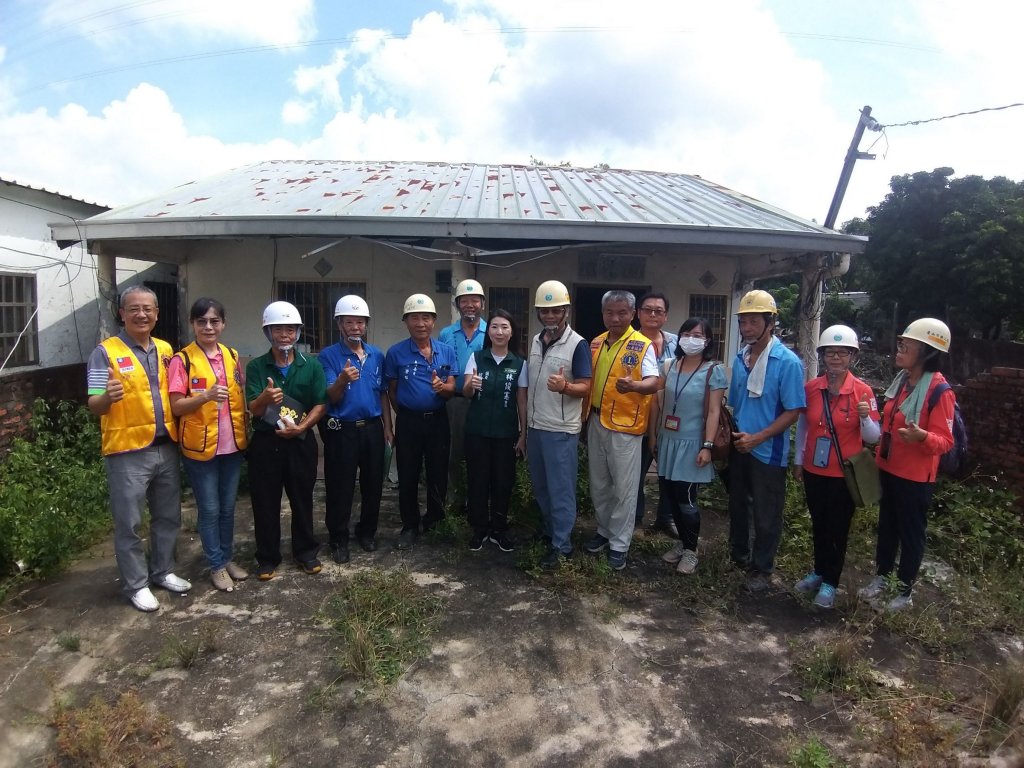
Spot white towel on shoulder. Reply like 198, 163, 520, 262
744, 335, 777, 398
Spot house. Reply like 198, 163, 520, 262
50, 161, 866, 365
0, 178, 176, 446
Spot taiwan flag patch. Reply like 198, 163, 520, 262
116, 356, 134, 374
190, 376, 208, 392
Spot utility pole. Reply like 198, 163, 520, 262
798, 106, 880, 378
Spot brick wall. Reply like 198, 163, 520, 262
0, 364, 86, 451
958, 366, 1024, 502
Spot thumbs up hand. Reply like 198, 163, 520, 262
207, 384, 229, 403
856, 392, 872, 419
341, 358, 360, 384
105, 366, 124, 402
547, 365, 567, 394
264, 376, 284, 405
469, 362, 483, 393
430, 369, 445, 394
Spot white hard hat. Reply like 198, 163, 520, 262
403, 293, 437, 316
454, 279, 485, 300
334, 295, 370, 319
535, 280, 571, 308
262, 301, 303, 328
900, 317, 951, 353
817, 324, 859, 351
735, 289, 777, 315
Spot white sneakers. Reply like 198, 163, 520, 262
155, 573, 192, 593
130, 587, 159, 612
677, 550, 699, 575
857, 575, 886, 601
661, 542, 687, 564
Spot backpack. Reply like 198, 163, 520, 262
927, 381, 968, 477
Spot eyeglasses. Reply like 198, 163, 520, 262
896, 340, 912, 352
124, 305, 157, 316
194, 318, 223, 328
639, 307, 666, 316
823, 350, 852, 359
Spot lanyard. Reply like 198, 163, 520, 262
671, 361, 703, 415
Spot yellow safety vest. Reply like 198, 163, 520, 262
589, 328, 654, 435
175, 342, 249, 461
99, 336, 177, 456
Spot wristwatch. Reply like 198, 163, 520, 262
701, 441, 714, 450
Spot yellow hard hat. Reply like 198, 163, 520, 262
535, 280, 571, 308
735, 289, 778, 315
900, 318, 951, 353
402, 293, 437, 317
453, 279, 485, 300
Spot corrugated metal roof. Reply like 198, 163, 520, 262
1, 176, 109, 209
55, 160, 865, 253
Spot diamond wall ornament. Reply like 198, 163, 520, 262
314, 257, 333, 276
699, 270, 717, 289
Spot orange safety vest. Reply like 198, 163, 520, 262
175, 342, 249, 461
589, 328, 654, 435
99, 336, 177, 456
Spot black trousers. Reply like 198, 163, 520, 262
636, 435, 673, 526
465, 432, 516, 535
247, 430, 319, 567
395, 408, 450, 532
323, 418, 385, 544
663, 478, 701, 550
802, 471, 856, 588
876, 469, 934, 593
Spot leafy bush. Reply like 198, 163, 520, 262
0, 399, 109, 578
929, 477, 1024, 575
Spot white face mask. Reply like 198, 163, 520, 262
679, 337, 707, 356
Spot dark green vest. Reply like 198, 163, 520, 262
464, 350, 524, 439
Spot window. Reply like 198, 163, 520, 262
689, 294, 727, 361
487, 287, 530, 355
277, 281, 367, 352
0, 273, 38, 366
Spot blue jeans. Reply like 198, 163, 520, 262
527, 428, 580, 554
183, 452, 243, 570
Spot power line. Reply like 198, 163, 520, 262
879, 102, 1024, 128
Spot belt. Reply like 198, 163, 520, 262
399, 407, 445, 419
325, 416, 379, 430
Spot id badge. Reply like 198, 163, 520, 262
664, 415, 680, 432
813, 436, 832, 468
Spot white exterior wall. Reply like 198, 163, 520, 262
181, 238, 740, 365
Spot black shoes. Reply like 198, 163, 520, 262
488, 533, 515, 552
330, 543, 350, 564
396, 529, 417, 550
540, 548, 571, 570
357, 536, 377, 552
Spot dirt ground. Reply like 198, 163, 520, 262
1, 477, 1022, 767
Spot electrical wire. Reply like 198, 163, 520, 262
0, 307, 40, 373
878, 102, 1024, 129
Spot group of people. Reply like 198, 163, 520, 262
87, 282, 955, 615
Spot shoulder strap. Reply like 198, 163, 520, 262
702, 363, 717, 420
928, 381, 951, 411
820, 389, 846, 464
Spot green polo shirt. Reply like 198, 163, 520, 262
245, 349, 327, 433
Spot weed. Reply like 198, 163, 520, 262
47, 690, 185, 767
156, 622, 221, 669
0, 400, 108, 583
791, 633, 875, 699
873, 695, 958, 764
55, 632, 80, 653
320, 568, 444, 686
987, 663, 1024, 730
787, 736, 841, 768
661, 538, 742, 612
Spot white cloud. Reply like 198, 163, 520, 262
39, 0, 316, 47
281, 99, 314, 125
0, 84, 297, 204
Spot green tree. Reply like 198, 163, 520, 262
856, 168, 1024, 340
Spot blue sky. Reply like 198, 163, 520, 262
1, 0, 1021, 225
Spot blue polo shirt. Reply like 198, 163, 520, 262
319, 341, 385, 420
384, 337, 458, 412
728, 340, 806, 467
439, 319, 486, 389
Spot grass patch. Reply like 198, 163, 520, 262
787, 736, 844, 768
661, 538, 743, 612
156, 622, 222, 670
320, 568, 444, 687
48, 690, 185, 767
55, 632, 80, 653
791, 632, 876, 699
